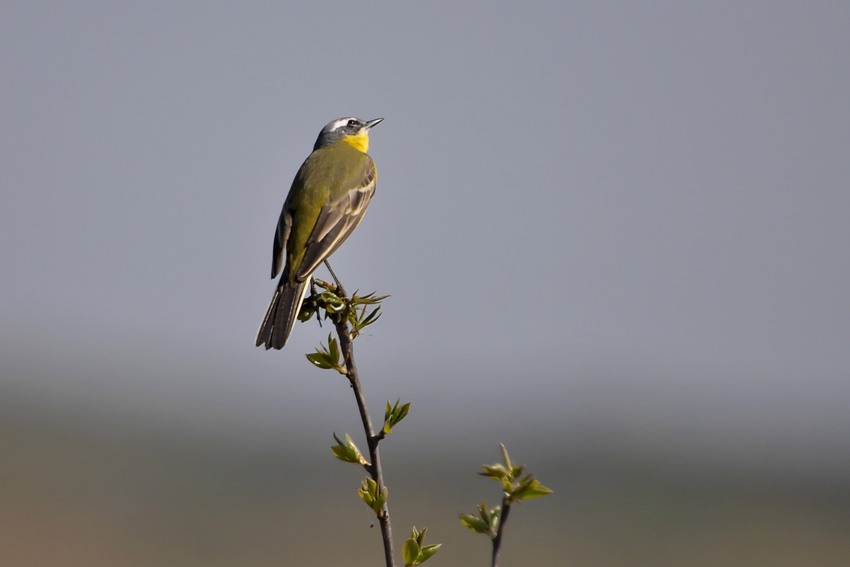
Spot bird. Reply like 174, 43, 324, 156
256, 116, 383, 350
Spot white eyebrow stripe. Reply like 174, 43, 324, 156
329, 117, 355, 131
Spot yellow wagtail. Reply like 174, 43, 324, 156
256, 117, 383, 350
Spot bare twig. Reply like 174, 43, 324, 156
323, 260, 347, 297
491, 495, 512, 567
329, 277, 396, 567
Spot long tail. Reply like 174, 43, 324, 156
255, 278, 309, 350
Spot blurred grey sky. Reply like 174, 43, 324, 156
2, 2, 849, 477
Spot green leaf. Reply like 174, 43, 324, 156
330, 433, 368, 466
459, 514, 490, 534
306, 334, 346, 374
479, 463, 510, 481
378, 485, 389, 510
351, 305, 383, 337
403, 526, 440, 566
360, 306, 382, 327
319, 291, 345, 313
462, 445, 554, 545
354, 305, 381, 330
511, 476, 554, 501
351, 291, 390, 305
357, 477, 387, 516
402, 537, 420, 566
498, 443, 526, 478
297, 295, 317, 322
500, 443, 512, 470
382, 399, 412, 435
419, 543, 441, 563
393, 401, 411, 424
328, 336, 339, 361
306, 352, 333, 369
347, 292, 389, 337
490, 506, 501, 533
358, 477, 377, 510
460, 502, 501, 536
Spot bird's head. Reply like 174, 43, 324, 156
313, 116, 383, 152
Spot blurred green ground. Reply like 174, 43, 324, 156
3, 412, 849, 567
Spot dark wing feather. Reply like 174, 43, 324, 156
296, 158, 377, 280
271, 206, 292, 278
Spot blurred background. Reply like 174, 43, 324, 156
2, 1, 849, 565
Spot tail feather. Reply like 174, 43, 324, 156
255, 279, 309, 350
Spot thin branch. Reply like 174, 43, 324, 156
323, 260, 347, 297
332, 288, 396, 567
491, 495, 512, 567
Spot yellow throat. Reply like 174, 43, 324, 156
341, 130, 370, 153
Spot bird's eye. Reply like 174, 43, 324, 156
347, 119, 358, 127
